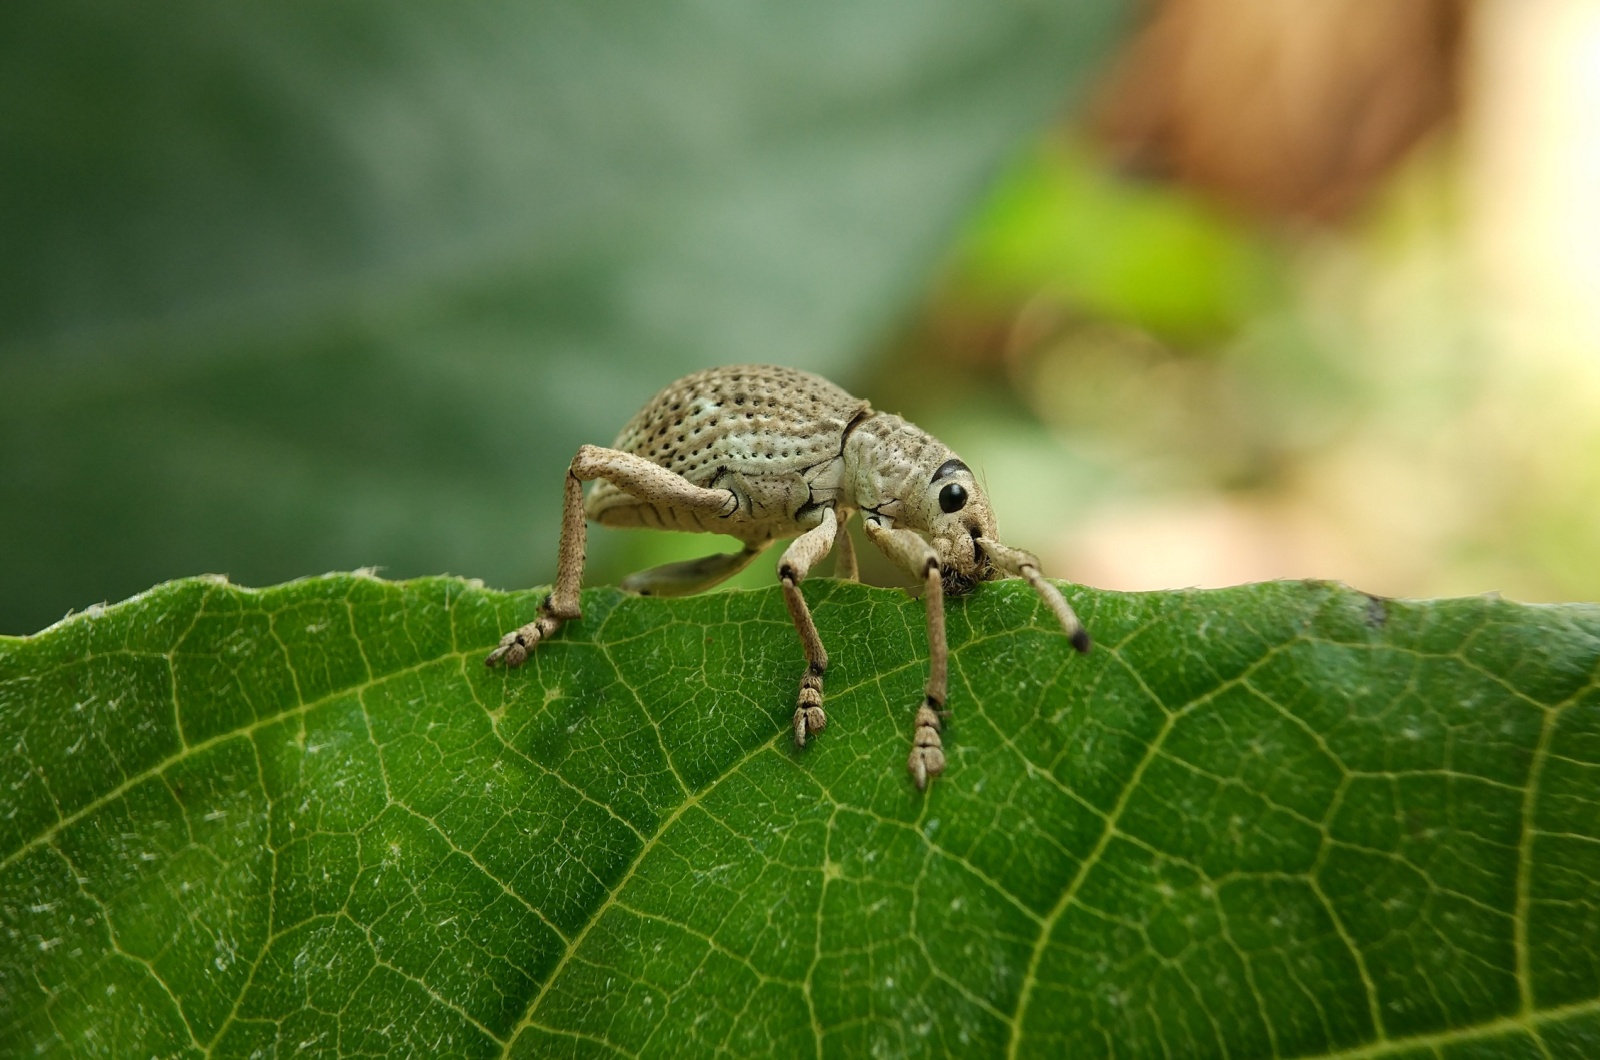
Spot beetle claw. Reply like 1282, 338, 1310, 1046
908, 745, 945, 791
793, 705, 827, 747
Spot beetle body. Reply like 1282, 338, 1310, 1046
586, 366, 866, 542
488, 365, 1088, 789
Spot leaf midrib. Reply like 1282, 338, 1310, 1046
497, 725, 802, 1056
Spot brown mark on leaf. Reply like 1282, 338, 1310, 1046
1364, 592, 1390, 629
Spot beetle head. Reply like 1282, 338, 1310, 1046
914, 455, 998, 595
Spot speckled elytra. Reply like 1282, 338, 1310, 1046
487, 365, 1090, 790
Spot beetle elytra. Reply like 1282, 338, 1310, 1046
486, 365, 1089, 789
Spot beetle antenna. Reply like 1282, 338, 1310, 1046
976, 537, 1091, 653
1019, 564, 1091, 653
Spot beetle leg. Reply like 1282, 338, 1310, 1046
863, 520, 948, 791
486, 467, 587, 668
977, 537, 1091, 654
620, 542, 768, 597
487, 444, 739, 668
778, 507, 840, 749
832, 509, 858, 582
571, 444, 742, 519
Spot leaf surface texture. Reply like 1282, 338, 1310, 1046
3, 575, 1599, 1058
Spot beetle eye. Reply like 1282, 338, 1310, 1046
938, 482, 968, 514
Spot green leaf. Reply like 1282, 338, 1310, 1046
3, 575, 1598, 1057
960, 143, 1277, 342
0, 0, 1125, 634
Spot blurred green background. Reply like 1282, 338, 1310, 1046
4, 0, 1598, 635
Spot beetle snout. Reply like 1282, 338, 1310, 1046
960, 516, 1001, 582
934, 519, 988, 582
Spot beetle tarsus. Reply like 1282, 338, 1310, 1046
485, 610, 566, 668
793, 672, 827, 748
907, 702, 946, 790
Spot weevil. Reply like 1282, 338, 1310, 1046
486, 365, 1090, 789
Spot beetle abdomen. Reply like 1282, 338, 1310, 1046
586, 365, 870, 534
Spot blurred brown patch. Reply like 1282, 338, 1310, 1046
1094, 0, 1467, 221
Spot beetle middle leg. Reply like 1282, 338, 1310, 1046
487, 445, 739, 668
620, 542, 768, 597
864, 519, 949, 790
831, 509, 858, 581
779, 507, 841, 749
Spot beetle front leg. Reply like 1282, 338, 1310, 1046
778, 507, 840, 749
863, 520, 948, 791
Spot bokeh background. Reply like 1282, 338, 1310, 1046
3, 0, 1597, 636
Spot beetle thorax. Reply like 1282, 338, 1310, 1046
840, 412, 949, 526
840, 410, 1000, 592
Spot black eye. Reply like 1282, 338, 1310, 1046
938, 483, 967, 514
